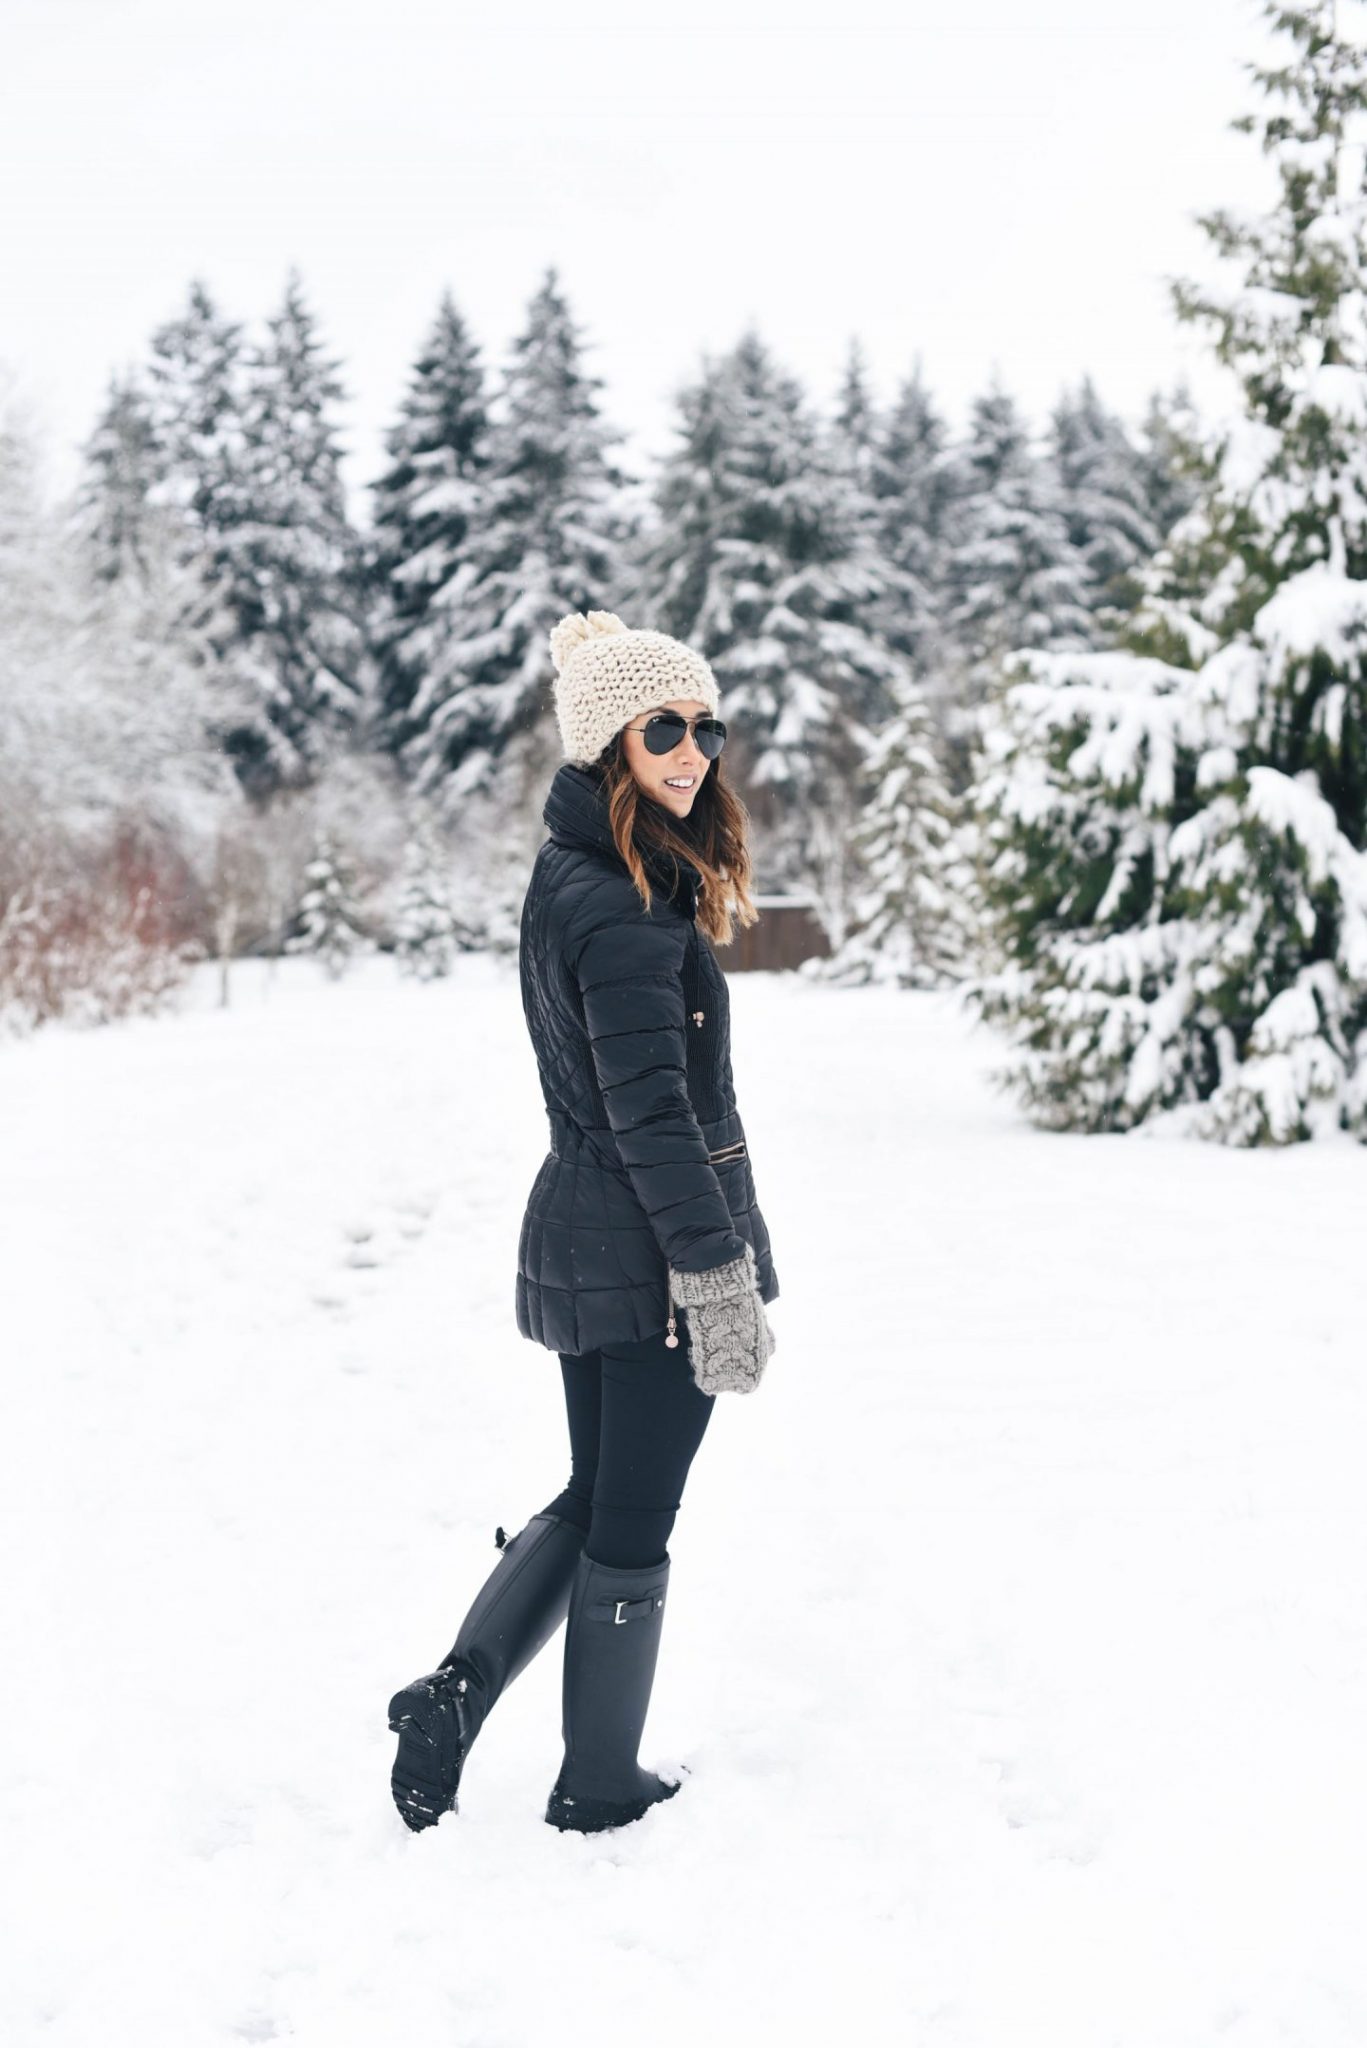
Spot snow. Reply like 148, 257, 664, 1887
1296, 361, 1367, 427
1217, 415, 1282, 497
1243, 765, 1353, 888
994, 652, 1204, 822
1252, 560, 1367, 670
4, 954, 1366, 2047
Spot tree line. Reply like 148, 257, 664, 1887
4, 0, 1359, 1147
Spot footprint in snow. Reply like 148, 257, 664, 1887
338, 1194, 440, 1274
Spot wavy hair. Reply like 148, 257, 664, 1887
594, 733, 760, 948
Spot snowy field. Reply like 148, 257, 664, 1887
3, 951, 1364, 2048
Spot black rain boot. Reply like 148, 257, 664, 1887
544, 1549, 686, 1834
388, 1511, 586, 1832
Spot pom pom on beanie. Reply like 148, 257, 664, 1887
549, 608, 629, 676
549, 609, 720, 766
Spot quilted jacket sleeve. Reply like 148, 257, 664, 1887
568, 900, 749, 1276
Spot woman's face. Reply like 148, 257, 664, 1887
621, 696, 711, 820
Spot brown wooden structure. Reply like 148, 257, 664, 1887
727, 893, 831, 973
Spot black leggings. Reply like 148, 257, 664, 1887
537, 1324, 716, 1569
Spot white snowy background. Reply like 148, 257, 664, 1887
4, 953, 1363, 2046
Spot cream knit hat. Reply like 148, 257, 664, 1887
549, 610, 720, 767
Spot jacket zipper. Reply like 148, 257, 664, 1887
686, 919, 705, 1031
664, 1137, 748, 1347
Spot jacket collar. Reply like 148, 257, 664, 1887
544, 761, 701, 916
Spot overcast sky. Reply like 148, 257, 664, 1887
2, 0, 1276, 517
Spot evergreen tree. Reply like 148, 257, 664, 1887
366, 292, 494, 758
626, 351, 739, 643
71, 366, 257, 791
144, 277, 246, 535
392, 809, 465, 979
830, 336, 881, 498
826, 339, 958, 695
141, 277, 302, 796
396, 266, 633, 809
967, 0, 1367, 1145
285, 829, 368, 979
1048, 375, 1161, 632
77, 370, 164, 584
632, 327, 908, 903
223, 267, 369, 773
942, 378, 1095, 761
942, 380, 1098, 786
870, 359, 956, 688
821, 670, 971, 988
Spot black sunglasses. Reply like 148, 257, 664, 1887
625, 711, 728, 760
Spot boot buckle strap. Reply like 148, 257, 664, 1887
606, 1593, 664, 1625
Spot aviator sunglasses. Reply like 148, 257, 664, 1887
624, 711, 728, 759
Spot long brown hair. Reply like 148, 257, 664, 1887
595, 734, 760, 947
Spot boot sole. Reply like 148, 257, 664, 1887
545, 1769, 686, 1835
387, 1671, 478, 1832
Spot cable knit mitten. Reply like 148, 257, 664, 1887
667, 1241, 776, 1396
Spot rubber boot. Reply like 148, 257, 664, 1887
544, 1549, 686, 1834
389, 1510, 585, 1831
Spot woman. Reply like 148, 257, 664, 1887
388, 609, 779, 1837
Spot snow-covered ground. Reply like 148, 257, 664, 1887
3, 952, 1364, 2048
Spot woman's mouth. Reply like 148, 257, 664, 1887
663, 776, 696, 791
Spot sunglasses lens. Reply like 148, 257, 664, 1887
643, 714, 727, 759
644, 714, 688, 755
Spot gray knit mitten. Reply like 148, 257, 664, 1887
667, 1241, 776, 1396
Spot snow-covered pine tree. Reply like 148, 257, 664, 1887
72, 357, 263, 797
144, 277, 246, 537
77, 370, 164, 585
941, 378, 1096, 775
814, 340, 974, 966
366, 292, 493, 761
285, 830, 369, 980
626, 351, 740, 643
828, 340, 951, 701
392, 810, 465, 979
631, 326, 908, 910
1048, 375, 1162, 636
223, 267, 369, 779
820, 668, 971, 987
967, 0, 1367, 1145
869, 358, 957, 696
396, 266, 633, 810
830, 337, 880, 500
822, 339, 927, 684
142, 278, 300, 796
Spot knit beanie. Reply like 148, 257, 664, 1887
549, 610, 720, 767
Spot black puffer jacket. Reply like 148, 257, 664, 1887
515, 761, 780, 1357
